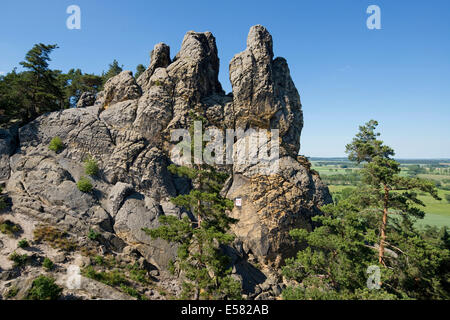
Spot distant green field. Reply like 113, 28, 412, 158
312, 159, 450, 228
327, 185, 450, 228
417, 173, 450, 182
311, 166, 357, 176
414, 189, 450, 228
328, 185, 355, 193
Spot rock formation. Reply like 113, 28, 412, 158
0, 25, 331, 300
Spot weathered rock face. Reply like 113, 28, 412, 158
76, 92, 97, 108
0, 127, 17, 181
230, 25, 303, 158
227, 157, 331, 266
0, 25, 331, 297
94, 71, 142, 110
225, 25, 330, 267
137, 43, 171, 92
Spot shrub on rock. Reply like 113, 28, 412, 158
42, 257, 54, 271
48, 136, 64, 152
77, 176, 93, 193
26, 276, 62, 300
83, 156, 99, 176
17, 239, 29, 248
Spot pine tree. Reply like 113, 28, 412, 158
135, 64, 146, 79
282, 120, 450, 300
19, 44, 64, 121
0, 68, 26, 125
102, 59, 123, 84
345, 120, 440, 265
64, 69, 102, 107
143, 112, 241, 300
282, 189, 398, 300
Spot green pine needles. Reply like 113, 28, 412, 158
282, 120, 450, 300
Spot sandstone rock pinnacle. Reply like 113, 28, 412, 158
0, 25, 331, 296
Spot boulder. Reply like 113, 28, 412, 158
76, 92, 97, 108
106, 182, 134, 218
94, 71, 142, 110
113, 193, 178, 269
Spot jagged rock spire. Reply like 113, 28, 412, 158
137, 43, 171, 92
4, 26, 330, 281
230, 25, 303, 157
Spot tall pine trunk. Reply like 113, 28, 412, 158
379, 185, 389, 265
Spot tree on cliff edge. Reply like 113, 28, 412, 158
282, 120, 449, 299
345, 120, 440, 265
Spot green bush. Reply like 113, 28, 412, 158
88, 229, 100, 241
0, 219, 22, 237
9, 252, 30, 268
42, 257, 54, 271
48, 136, 64, 152
82, 266, 127, 287
445, 194, 450, 203
18, 239, 30, 248
77, 176, 93, 193
93, 255, 104, 265
5, 286, 19, 299
83, 156, 99, 176
26, 276, 62, 300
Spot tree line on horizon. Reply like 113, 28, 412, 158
0, 43, 146, 127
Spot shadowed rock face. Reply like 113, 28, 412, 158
0, 25, 331, 291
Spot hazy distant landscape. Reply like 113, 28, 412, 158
310, 157, 450, 228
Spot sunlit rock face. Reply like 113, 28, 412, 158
0, 25, 331, 296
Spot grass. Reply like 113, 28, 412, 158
82, 257, 153, 300
5, 286, 19, 299
413, 189, 450, 228
312, 165, 358, 176
82, 265, 128, 287
328, 185, 356, 193
417, 173, 450, 182
33, 225, 77, 252
88, 229, 100, 241
17, 239, 30, 248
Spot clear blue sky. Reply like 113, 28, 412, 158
1, 0, 449, 158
